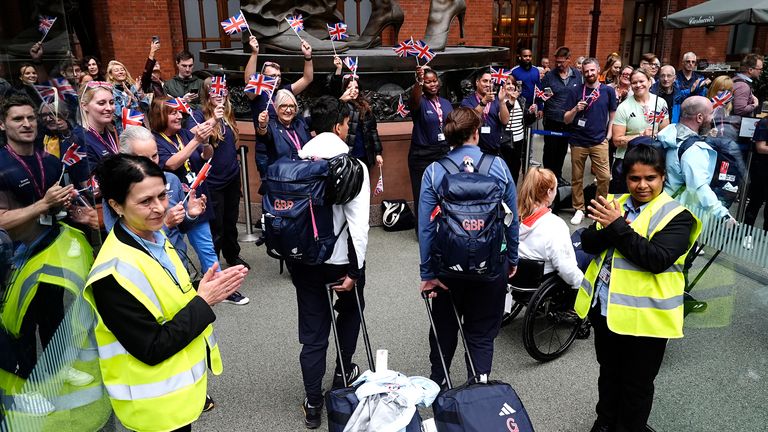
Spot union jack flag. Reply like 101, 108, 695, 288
327, 22, 348, 41
373, 171, 384, 196
220, 12, 249, 35
711, 90, 733, 109
244, 74, 277, 96
343, 57, 358, 74
61, 143, 86, 167
209, 75, 227, 97
586, 87, 600, 101
189, 159, 212, 190
533, 84, 551, 102
50, 78, 76, 96
165, 97, 193, 115
122, 108, 145, 130
34, 85, 57, 103
396, 95, 410, 118
490, 67, 511, 85
410, 40, 435, 64
287, 14, 304, 33
644, 106, 668, 124
38, 15, 57, 35
393, 40, 414, 57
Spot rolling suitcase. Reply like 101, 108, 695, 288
325, 283, 422, 431
423, 290, 535, 432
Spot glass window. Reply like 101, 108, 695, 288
492, 0, 542, 65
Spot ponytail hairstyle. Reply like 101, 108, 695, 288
443, 107, 481, 148
517, 167, 557, 220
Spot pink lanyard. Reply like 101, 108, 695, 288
88, 127, 118, 154
6, 146, 46, 199
285, 129, 302, 152
475, 94, 491, 122
429, 97, 444, 130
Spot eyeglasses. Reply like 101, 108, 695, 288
209, 88, 229, 97
262, 61, 281, 73
684, 60, 697, 64
278, 104, 296, 111
40, 112, 56, 120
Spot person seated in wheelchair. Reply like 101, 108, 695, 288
574, 144, 701, 432
515, 167, 584, 290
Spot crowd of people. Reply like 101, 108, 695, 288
0, 32, 766, 432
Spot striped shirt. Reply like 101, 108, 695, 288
505, 99, 525, 142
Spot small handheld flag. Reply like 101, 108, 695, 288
182, 159, 212, 204
533, 85, 551, 102
220, 12, 249, 35
490, 67, 511, 85
410, 39, 435, 64
373, 168, 384, 196
327, 22, 348, 41
38, 15, 57, 39
287, 14, 304, 33
396, 95, 410, 118
244, 74, 277, 96
393, 40, 414, 58
122, 108, 145, 130
587, 88, 600, 101
711, 90, 733, 109
50, 78, 76, 97
61, 143, 86, 167
343, 57, 358, 74
209, 75, 227, 97
34, 85, 57, 104
165, 97, 192, 115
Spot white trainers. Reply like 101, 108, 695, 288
63, 366, 94, 387
570, 210, 585, 225
11, 392, 55, 416
743, 235, 753, 250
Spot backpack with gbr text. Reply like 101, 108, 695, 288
677, 135, 746, 206
431, 154, 508, 281
262, 157, 343, 265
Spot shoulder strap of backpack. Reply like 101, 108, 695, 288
437, 157, 461, 175
476, 153, 493, 176
677, 135, 700, 161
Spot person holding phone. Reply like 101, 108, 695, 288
460, 68, 510, 156
164, 51, 203, 111
140, 37, 166, 97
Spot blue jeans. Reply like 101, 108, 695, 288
186, 221, 219, 273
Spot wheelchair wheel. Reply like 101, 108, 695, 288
522, 276, 582, 362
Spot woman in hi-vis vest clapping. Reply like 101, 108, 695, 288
83, 154, 248, 432
574, 144, 700, 432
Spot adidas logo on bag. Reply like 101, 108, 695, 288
449, 264, 463, 272
499, 402, 516, 416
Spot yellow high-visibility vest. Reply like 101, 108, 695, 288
84, 228, 222, 432
574, 192, 701, 338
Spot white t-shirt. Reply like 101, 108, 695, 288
613, 94, 668, 158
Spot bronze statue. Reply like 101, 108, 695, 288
242, 0, 466, 53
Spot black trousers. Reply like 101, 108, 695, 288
745, 160, 768, 230
288, 262, 364, 406
542, 119, 570, 179
428, 273, 507, 384
500, 139, 524, 185
208, 175, 242, 263
408, 146, 448, 232
589, 306, 668, 432
17, 283, 64, 378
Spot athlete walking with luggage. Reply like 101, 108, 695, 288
418, 107, 519, 386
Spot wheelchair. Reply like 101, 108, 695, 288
502, 259, 585, 362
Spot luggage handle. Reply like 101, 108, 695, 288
326, 281, 375, 389
421, 289, 479, 389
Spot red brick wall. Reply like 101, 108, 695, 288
542, 0, 623, 67
393, 0, 492, 47
92, 0, 184, 82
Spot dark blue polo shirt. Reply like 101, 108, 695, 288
248, 83, 292, 155
153, 129, 212, 223
461, 94, 504, 153
0, 147, 61, 207
83, 127, 120, 170
411, 96, 453, 149
541, 67, 583, 123
262, 116, 312, 166
186, 110, 240, 190
564, 83, 617, 146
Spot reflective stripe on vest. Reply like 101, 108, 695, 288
580, 277, 594, 297
647, 200, 682, 235
610, 292, 685, 310
89, 257, 163, 314
612, 258, 684, 274
105, 358, 207, 401
97, 340, 129, 360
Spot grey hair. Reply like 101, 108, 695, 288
682, 52, 697, 61
274, 89, 297, 109
582, 57, 600, 69
119, 125, 154, 154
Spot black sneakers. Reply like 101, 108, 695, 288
331, 363, 360, 390
302, 398, 323, 429
227, 256, 251, 270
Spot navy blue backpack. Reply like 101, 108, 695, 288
432, 154, 507, 281
262, 157, 341, 265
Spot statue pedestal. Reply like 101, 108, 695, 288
200, 46, 509, 121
